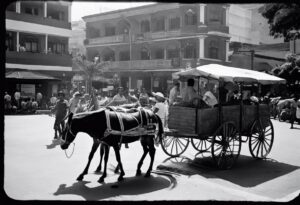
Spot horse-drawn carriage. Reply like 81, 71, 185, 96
160, 64, 286, 169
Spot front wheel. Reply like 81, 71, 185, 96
160, 134, 189, 157
211, 122, 241, 169
249, 119, 274, 159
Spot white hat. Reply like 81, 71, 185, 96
152, 92, 165, 99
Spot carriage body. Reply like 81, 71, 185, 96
161, 64, 285, 169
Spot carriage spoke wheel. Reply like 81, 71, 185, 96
211, 122, 241, 169
249, 119, 274, 159
160, 134, 189, 157
191, 136, 211, 153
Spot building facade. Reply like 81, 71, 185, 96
83, 3, 230, 94
5, 1, 72, 99
70, 20, 86, 56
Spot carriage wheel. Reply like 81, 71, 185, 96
160, 134, 189, 157
211, 122, 241, 169
249, 119, 274, 159
191, 136, 211, 153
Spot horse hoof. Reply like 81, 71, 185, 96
98, 178, 104, 183
114, 168, 120, 174
118, 176, 124, 182
95, 169, 101, 173
77, 175, 83, 181
144, 173, 151, 178
136, 170, 142, 176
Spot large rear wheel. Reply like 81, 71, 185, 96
249, 119, 274, 159
160, 134, 189, 157
211, 122, 241, 169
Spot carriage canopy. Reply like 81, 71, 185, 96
174, 64, 286, 85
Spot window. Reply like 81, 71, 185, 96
6, 32, 16, 51
154, 48, 164, 59
184, 44, 196, 58
25, 7, 38, 15
49, 42, 66, 54
209, 6, 221, 23
105, 26, 115, 36
119, 51, 130, 61
209, 41, 219, 59
141, 20, 150, 33
25, 41, 38, 52
141, 47, 150, 60
169, 17, 180, 30
154, 17, 165, 32
185, 9, 196, 25
167, 49, 179, 59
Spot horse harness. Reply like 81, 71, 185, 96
103, 107, 157, 141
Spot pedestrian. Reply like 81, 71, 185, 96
169, 80, 180, 105
69, 91, 82, 114
36, 92, 43, 108
107, 87, 127, 106
51, 91, 69, 140
4, 92, 12, 112
290, 95, 300, 129
14, 90, 21, 109
139, 87, 150, 107
152, 92, 168, 146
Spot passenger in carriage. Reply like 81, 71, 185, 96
202, 83, 218, 108
169, 80, 180, 105
181, 78, 203, 107
106, 87, 127, 106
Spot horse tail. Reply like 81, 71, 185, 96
154, 113, 164, 138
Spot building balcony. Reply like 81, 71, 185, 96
87, 34, 126, 45
6, 11, 71, 29
6, 51, 72, 67
198, 24, 229, 34
108, 59, 174, 71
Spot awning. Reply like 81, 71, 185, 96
6, 70, 60, 80
173, 64, 286, 85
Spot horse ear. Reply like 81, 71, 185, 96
68, 113, 73, 124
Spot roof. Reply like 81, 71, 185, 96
173, 64, 286, 85
6, 70, 60, 80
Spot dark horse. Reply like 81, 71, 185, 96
61, 107, 163, 183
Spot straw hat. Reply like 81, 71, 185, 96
152, 92, 165, 99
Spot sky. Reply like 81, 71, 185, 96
71, 1, 155, 21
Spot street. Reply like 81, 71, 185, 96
3, 114, 300, 201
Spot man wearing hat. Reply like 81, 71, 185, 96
52, 91, 69, 140
152, 92, 168, 145
69, 91, 82, 114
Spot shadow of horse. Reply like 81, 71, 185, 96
157, 154, 299, 188
46, 139, 62, 149
53, 173, 177, 200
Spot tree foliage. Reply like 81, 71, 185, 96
260, 4, 300, 41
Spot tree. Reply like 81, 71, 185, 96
72, 55, 109, 95
260, 4, 300, 41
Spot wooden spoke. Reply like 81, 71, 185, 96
161, 135, 189, 157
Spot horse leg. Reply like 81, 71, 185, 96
98, 144, 110, 183
136, 136, 149, 176
77, 139, 100, 181
113, 145, 125, 182
145, 135, 156, 178
95, 143, 106, 172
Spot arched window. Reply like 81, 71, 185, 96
141, 20, 150, 33
209, 41, 218, 59
185, 9, 196, 25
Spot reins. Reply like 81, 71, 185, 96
64, 142, 75, 158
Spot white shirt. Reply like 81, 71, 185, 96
69, 97, 80, 113
154, 102, 167, 119
296, 100, 300, 119
203, 91, 218, 107
169, 86, 178, 105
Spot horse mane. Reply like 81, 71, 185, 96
73, 108, 106, 119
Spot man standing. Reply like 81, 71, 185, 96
107, 87, 127, 106
169, 81, 180, 105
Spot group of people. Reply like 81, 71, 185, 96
4, 91, 44, 114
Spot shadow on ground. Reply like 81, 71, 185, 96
53, 173, 176, 200
157, 154, 299, 188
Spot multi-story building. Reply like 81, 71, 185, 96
83, 3, 230, 93
70, 20, 86, 56
5, 1, 72, 99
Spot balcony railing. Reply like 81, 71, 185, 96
88, 34, 126, 45
108, 59, 173, 70
6, 51, 72, 67
6, 11, 71, 29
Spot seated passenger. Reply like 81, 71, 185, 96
181, 78, 202, 107
202, 83, 218, 108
